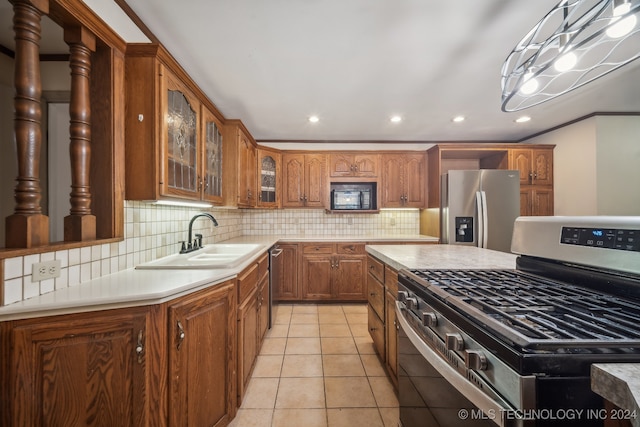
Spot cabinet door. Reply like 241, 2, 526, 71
385, 290, 398, 388
381, 154, 405, 208
282, 153, 305, 207
257, 148, 280, 208
168, 281, 236, 427
274, 243, 299, 301
404, 153, 426, 208
237, 288, 259, 403
201, 107, 224, 204
519, 189, 533, 216
531, 149, 553, 186
335, 255, 367, 301
8, 308, 151, 427
368, 307, 385, 360
353, 154, 379, 177
258, 275, 270, 344
237, 130, 256, 207
163, 71, 200, 199
532, 188, 554, 216
510, 149, 533, 185
329, 153, 355, 177
304, 154, 327, 208
301, 255, 333, 300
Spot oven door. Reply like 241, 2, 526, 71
396, 301, 524, 427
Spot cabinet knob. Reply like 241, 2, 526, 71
177, 320, 186, 350
136, 330, 144, 364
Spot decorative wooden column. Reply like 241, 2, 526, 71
64, 26, 96, 241
5, 0, 50, 248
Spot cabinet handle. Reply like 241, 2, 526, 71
370, 292, 376, 296
177, 320, 185, 350
135, 330, 144, 364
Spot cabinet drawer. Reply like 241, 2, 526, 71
368, 308, 385, 360
257, 252, 269, 280
367, 255, 385, 283
368, 276, 385, 320
337, 243, 365, 255
384, 266, 398, 297
302, 243, 334, 254
238, 262, 259, 303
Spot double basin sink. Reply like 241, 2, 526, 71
136, 243, 265, 270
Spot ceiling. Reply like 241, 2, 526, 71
2, 0, 640, 143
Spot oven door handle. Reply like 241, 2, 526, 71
395, 301, 518, 427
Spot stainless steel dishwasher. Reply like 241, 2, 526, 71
268, 245, 283, 328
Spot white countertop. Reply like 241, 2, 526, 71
0, 234, 436, 321
365, 244, 518, 271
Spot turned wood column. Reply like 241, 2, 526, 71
63, 26, 96, 241
5, 0, 50, 248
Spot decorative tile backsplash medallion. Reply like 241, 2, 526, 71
1, 203, 419, 306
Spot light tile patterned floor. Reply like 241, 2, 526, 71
229, 304, 399, 427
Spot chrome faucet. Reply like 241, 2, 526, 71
180, 213, 219, 254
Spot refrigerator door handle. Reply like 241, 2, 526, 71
475, 191, 483, 248
480, 191, 489, 249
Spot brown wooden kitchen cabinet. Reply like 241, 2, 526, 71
272, 243, 300, 301
282, 153, 327, 208
224, 120, 258, 208
381, 153, 427, 208
237, 253, 269, 403
1, 306, 160, 426
300, 243, 367, 302
329, 153, 380, 177
125, 44, 226, 204
366, 254, 400, 389
168, 280, 237, 427
257, 147, 281, 208
509, 147, 554, 216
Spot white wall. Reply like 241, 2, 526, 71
595, 116, 640, 215
524, 115, 640, 216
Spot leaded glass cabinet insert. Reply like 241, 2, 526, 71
204, 119, 223, 200
260, 155, 277, 203
167, 90, 197, 192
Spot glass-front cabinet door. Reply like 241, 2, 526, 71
201, 107, 223, 204
257, 148, 280, 208
163, 72, 200, 199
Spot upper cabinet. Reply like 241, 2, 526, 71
329, 153, 380, 178
257, 148, 281, 208
223, 120, 258, 208
124, 44, 226, 204
282, 153, 327, 208
201, 107, 224, 204
381, 153, 426, 208
509, 147, 554, 216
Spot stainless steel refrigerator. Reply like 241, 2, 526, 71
440, 170, 520, 253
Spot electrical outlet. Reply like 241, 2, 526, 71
32, 260, 62, 282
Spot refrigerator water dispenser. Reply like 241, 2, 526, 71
455, 217, 474, 243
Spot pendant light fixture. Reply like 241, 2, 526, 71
501, 0, 640, 112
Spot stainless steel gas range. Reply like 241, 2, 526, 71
396, 216, 640, 427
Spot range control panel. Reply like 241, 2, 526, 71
561, 227, 640, 252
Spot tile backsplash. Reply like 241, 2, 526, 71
1, 203, 419, 306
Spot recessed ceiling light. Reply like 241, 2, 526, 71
390, 115, 402, 123
452, 116, 465, 123
515, 116, 531, 123
308, 115, 319, 123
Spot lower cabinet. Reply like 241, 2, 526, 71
1, 305, 162, 427
300, 243, 367, 302
366, 254, 400, 389
272, 243, 299, 301
237, 253, 270, 404
168, 280, 237, 427
1, 279, 239, 427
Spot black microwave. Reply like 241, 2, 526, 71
330, 183, 375, 210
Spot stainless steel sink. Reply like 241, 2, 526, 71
136, 243, 265, 269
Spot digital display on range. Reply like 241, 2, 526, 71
561, 227, 640, 252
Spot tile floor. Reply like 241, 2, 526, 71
229, 303, 399, 427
